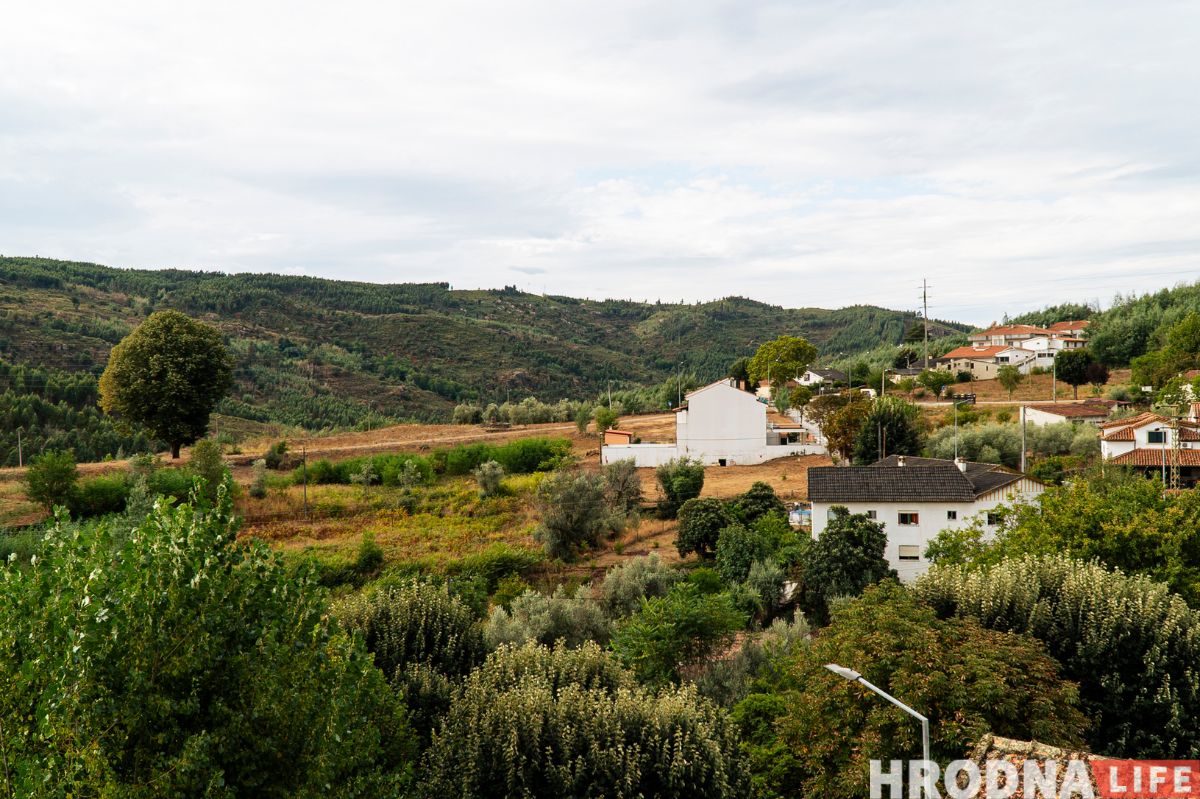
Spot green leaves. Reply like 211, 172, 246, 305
0, 493, 412, 797
747, 336, 818, 388
99, 310, 233, 457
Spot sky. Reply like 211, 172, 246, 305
3, 1, 1199, 325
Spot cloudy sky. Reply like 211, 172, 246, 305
3, 1, 1199, 324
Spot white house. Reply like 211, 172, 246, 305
967, 325, 1053, 347
601, 379, 826, 467
797, 368, 848, 387
807, 455, 1045, 582
936, 345, 1036, 379
1023, 400, 1116, 427
1099, 412, 1200, 486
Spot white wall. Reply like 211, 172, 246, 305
1024, 407, 1104, 427
600, 443, 678, 467
678, 382, 769, 464
811, 482, 1043, 582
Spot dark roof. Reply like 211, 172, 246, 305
809, 456, 1031, 503
808, 368, 847, 381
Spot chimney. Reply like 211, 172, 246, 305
954, 457, 967, 473
897, 455, 906, 468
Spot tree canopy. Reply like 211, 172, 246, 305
99, 310, 233, 458
747, 336, 818, 387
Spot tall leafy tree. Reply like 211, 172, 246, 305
0, 494, 413, 798
740, 583, 1089, 799
850, 397, 922, 465
747, 336, 818, 388
801, 506, 894, 624
99, 310, 233, 458
1055, 349, 1095, 399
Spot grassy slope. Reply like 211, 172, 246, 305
0, 256, 970, 426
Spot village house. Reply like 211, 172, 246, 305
807, 455, 1045, 582
1023, 399, 1117, 426
796, 367, 847, 387
601, 379, 825, 467
966, 324, 1054, 347
1099, 410, 1200, 486
936, 344, 1037, 379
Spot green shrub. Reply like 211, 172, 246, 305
534, 469, 623, 561
249, 458, 268, 498
483, 585, 612, 649
655, 457, 705, 518
916, 555, 1200, 758
473, 459, 505, 498
597, 554, 682, 618
263, 439, 288, 469
335, 579, 487, 741
801, 506, 895, 626
187, 438, 227, 502
685, 567, 726, 595
603, 458, 642, 517
420, 641, 748, 799
611, 584, 746, 685
732, 481, 787, 525
676, 497, 734, 559
0, 495, 412, 797
715, 524, 770, 583
452, 543, 544, 592
68, 473, 131, 518
25, 449, 78, 511
146, 466, 194, 502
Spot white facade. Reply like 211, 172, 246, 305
600, 380, 827, 467
810, 479, 1044, 582
1023, 404, 1110, 427
1099, 416, 1199, 460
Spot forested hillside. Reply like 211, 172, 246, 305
0, 257, 968, 440
1085, 281, 1200, 365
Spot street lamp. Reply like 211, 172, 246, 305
951, 398, 973, 461
824, 663, 932, 798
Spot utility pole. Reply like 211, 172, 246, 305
15, 428, 22, 468
1020, 404, 1027, 473
922, 278, 930, 370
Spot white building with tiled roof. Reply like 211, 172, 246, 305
808, 456, 1045, 581
600, 379, 826, 467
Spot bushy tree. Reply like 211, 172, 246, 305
421, 642, 748, 798
801, 507, 894, 625
743, 583, 1088, 799
0, 496, 412, 798
922, 469, 1200, 604
916, 368, 955, 397
611, 584, 746, 685
335, 580, 486, 742
675, 496, 734, 559
534, 469, 622, 560
99, 310, 233, 458
996, 363, 1024, 399
603, 458, 642, 517
655, 457, 705, 518
715, 524, 770, 584
484, 585, 612, 649
452, 403, 483, 424
747, 336, 817, 388
592, 405, 619, 433
1056, 349, 1095, 399
249, 458, 268, 498
926, 422, 1023, 468
596, 554, 682, 618
916, 555, 1200, 758
820, 398, 871, 462
850, 396, 922, 465
24, 449, 78, 511
694, 613, 810, 707
188, 438, 227, 502
732, 481, 787, 525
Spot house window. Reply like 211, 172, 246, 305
986, 513, 1001, 526
898, 512, 920, 526
946, 510, 957, 521
898, 545, 921, 561
1148, 431, 1167, 444
865, 510, 877, 520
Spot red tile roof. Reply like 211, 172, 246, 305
1110, 449, 1200, 466
969, 325, 1053, 337
942, 345, 1010, 359
1048, 320, 1091, 332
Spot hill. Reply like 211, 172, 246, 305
0, 257, 969, 445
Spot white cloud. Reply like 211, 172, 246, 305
2, 0, 1200, 322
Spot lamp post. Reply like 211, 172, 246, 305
825, 663, 932, 797
952, 398, 972, 461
